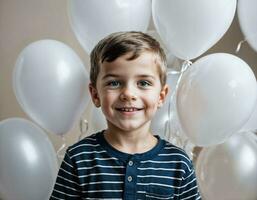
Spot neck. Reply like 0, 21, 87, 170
104, 123, 158, 154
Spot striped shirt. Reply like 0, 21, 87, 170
50, 131, 201, 200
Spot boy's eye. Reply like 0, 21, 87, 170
106, 80, 121, 88
138, 80, 152, 88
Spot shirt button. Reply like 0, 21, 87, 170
128, 160, 133, 166
127, 176, 133, 182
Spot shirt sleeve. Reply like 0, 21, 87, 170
177, 161, 202, 200
50, 150, 82, 200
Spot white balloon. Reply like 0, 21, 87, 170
68, 0, 151, 53
176, 53, 257, 146
196, 132, 257, 200
0, 118, 58, 200
152, 0, 236, 60
238, 0, 257, 52
13, 40, 89, 135
240, 98, 257, 132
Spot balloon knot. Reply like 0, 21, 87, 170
235, 39, 246, 54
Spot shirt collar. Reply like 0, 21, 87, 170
96, 130, 165, 163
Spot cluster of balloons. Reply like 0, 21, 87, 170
1, 39, 90, 199
150, 1, 257, 199
150, 0, 257, 144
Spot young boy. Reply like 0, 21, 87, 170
50, 31, 201, 200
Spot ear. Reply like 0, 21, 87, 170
158, 84, 169, 108
89, 83, 101, 107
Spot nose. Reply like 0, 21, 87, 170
120, 85, 137, 101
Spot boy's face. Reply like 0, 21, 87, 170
89, 52, 168, 132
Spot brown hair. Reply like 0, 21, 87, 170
90, 31, 167, 87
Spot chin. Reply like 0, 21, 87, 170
118, 125, 139, 132
118, 122, 150, 132
111, 122, 139, 131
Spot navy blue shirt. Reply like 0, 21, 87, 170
50, 131, 201, 199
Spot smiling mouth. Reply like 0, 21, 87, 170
116, 107, 143, 112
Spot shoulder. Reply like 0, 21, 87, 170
159, 139, 194, 173
161, 139, 190, 158
65, 132, 101, 158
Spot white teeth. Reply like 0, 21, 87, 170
119, 107, 138, 112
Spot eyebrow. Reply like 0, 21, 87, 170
102, 74, 156, 80
102, 74, 120, 80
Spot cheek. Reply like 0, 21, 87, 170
144, 93, 161, 108
99, 92, 117, 110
